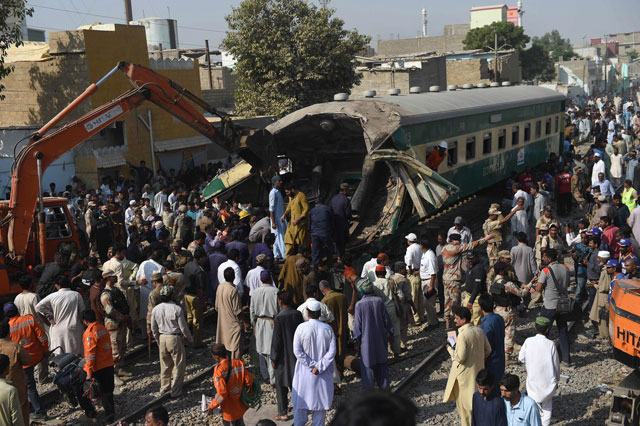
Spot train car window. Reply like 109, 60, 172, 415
555, 116, 559, 132
498, 129, 506, 150
524, 123, 531, 142
512, 126, 519, 145
483, 132, 492, 155
466, 136, 476, 160
545, 118, 552, 135
535, 121, 541, 139
447, 141, 458, 167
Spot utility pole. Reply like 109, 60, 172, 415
124, 0, 133, 24
494, 32, 499, 82
205, 40, 213, 89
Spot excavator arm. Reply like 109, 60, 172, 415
5, 61, 258, 259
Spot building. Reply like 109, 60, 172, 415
606, 31, 640, 56
351, 55, 447, 97
130, 17, 179, 52
554, 59, 603, 98
446, 50, 521, 86
377, 24, 470, 56
470, 5, 507, 29
0, 23, 211, 191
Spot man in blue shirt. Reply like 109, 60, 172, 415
308, 199, 334, 267
500, 373, 542, 426
269, 176, 287, 260
478, 293, 505, 391
471, 369, 507, 426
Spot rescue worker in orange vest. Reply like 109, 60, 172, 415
5, 302, 48, 421
206, 343, 254, 425
426, 141, 448, 171
77, 309, 116, 423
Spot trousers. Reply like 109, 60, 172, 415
159, 334, 186, 397
422, 279, 439, 326
76, 366, 115, 420
541, 307, 570, 363
409, 275, 424, 322
387, 307, 401, 354
258, 353, 275, 385
24, 365, 45, 415
184, 294, 203, 345
275, 385, 291, 416
535, 394, 553, 426
294, 409, 326, 426
495, 306, 516, 354
443, 280, 462, 325
360, 361, 389, 391
461, 291, 483, 326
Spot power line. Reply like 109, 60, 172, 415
28, 3, 228, 33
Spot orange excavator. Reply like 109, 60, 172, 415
0, 61, 266, 299
608, 279, 640, 424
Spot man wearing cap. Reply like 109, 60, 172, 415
490, 262, 529, 360
389, 262, 415, 350
590, 195, 617, 230
426, 141, 448, 171
419, 239, 439, 329
535, 205, 559, 240
404, 233, 423, 322
167, 239, 192, 273
151, 285, 193, 398
100, 268, 132, 379
587, 259, 618, 339
618, 238, 638, 273
269, 176, 287, 260
483, 206, 522, 269
146, 272, 167, 335
591, 151, 605, 186
250, 270, 279, 385
5, 302, 48, 421
183, 248, 208, 348
518, 317, 559, 426
245, 254, 271, 299
540, 224, 568, 265
461, 252, 486, 326
448, 216, 472, 244
353, 278, 394, 390
571, 166, 586, 214
361, 253, 392, 283
171, 205, 188, 240
441, 233, 492, 329
103, 243, 139, 336
291, 300, 336, 426
329, 183, 352, 258
136, 249, 166, 333
372, 265, 403, 355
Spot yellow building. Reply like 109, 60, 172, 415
0, 24, 211, 189
470, 5, 508, 29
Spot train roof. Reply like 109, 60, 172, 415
266, 85, 566, 152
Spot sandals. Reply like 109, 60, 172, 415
274, 414, 291, 421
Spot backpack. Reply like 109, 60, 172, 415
102, 286, 130, 315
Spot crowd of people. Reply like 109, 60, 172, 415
0, 91, 638, 426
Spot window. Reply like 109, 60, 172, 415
466, 136, 476, 160
512, 126, 519, 145
483, 132, 492, 155
498, 129, 506, 150
545, 118, 551, 135
555, 116, 559, 132
43, 206, 72, 239
447, 141, 458, 167
535, 120, 542, 139
524, 123, 531, 142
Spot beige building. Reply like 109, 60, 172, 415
470, 5, 508, 29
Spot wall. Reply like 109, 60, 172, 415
351, 58, 447, 97
409, 57, 447, 89
470, 6, 507, 29
446, 58, 490, 86
555, 59, 602, 96
377, 24, 470, 56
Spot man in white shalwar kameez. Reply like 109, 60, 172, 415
518, 317, 560, 426
35, 279, 85, 356
249, 270, 280, 385
292, 300, 336, 426
591, 152, 606, 185
135, 250, 165, 330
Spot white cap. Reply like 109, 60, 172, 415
439, 141, 448, 149
154, 220, 164, 230
594, 152, 601, 157
306, 300, 322, 312
129, 200, 136, 205
405, 233, 417, 242
598, 251, 611, 259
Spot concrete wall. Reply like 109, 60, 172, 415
377, 24, 470, 56
446, 58, 491, 86
470, 6, 507, 29
555, 59, 602, 96
352, 57, 446, 97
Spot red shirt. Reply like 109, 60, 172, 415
555, 173, 572, 194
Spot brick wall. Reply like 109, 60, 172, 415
202, 89, 235, 111
446, 59, 490, 87
377, 25, 469, 56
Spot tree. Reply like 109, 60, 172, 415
462, 21, 530, 52
521, 43, 555, 82
0, 1, 33, 100
627, 50, 639, 62
223, 0, 370, 117
532, 30, 576, 62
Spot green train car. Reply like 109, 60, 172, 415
204, 85, 566, 247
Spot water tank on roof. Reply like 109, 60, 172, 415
131, 17, 179, 51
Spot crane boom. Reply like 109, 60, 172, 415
6, 61, 250, 259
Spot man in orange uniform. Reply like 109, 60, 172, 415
5, 303, 48, 421
207, 343, 254, 426
426, 141, 448, 171
78, 309, 116, 423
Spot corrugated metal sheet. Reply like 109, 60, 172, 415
154, 135, 209, 152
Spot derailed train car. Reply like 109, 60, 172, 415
204, 85, 566, 249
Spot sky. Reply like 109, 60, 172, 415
25, 0, 640, 51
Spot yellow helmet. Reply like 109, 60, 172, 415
238, 210, 250, 220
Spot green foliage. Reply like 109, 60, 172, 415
627, 50, 639, 61
223, 0, 370, 117
462, 21, 529, 51
531, 30, 576, 62
521, 43, 555, 82
0, 1, 33, 100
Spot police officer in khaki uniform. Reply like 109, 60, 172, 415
571, 166, 586, 214
172, 205, 188, 240
483, 205, 523, 270
167, 239, 192, 273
